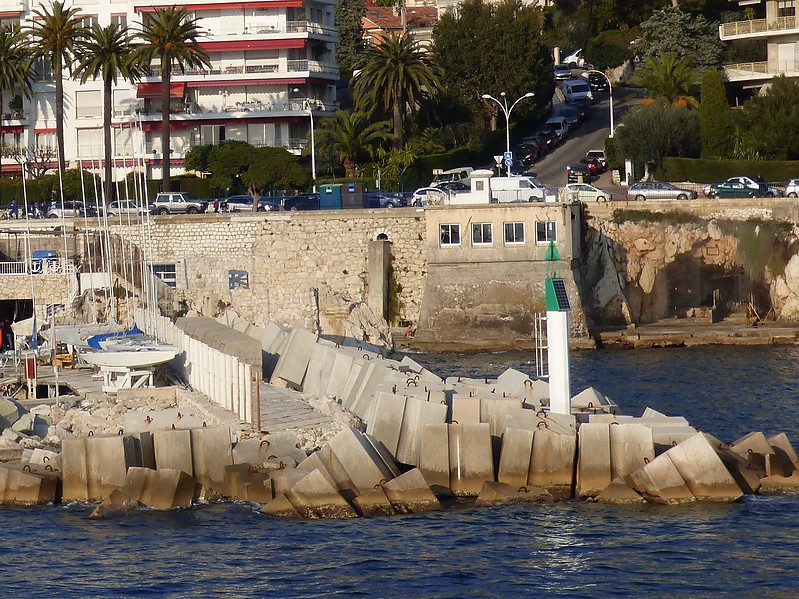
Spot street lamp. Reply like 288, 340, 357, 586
582, 70, 614, 138
292, 87, 316, 188
481, 91, 535, 176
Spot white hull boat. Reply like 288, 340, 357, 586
81, 345, 179, 368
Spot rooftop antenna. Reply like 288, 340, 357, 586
544, 240, 572, 414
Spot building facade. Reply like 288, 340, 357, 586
0, 0, 338, 182
720, 0, 798, 87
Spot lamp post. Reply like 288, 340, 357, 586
481, 91, 535, 176
582, 70, 614, 138
292, 88, 316, 188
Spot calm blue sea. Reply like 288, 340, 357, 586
2, 345, 799, 598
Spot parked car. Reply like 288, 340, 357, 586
704, 176, 782, 198
565, 183, 612, 202
433, 181, 469, 193
544, 116, 569, 140
258, 198, 281, 212
627, 181, 698, 201
149, 192, 208, 215
366, 191, 406, 208
562, 48, 585, 68
526, 130, 558, 153
579, 156, 603, 177
223, 194, 256, 212
283, 193, 320, 211
566, 163, 594, 184
107, 200, 148, 217
515, 141, 543, 166
411, 187, 448, 207
584, 149, 607, 170
47, 201, 97, 219
554, 104, 586, 128
587, 72, 609, 93
562, 78, 593, 104
786, 179, 799, 197
494, 158, 527, 176
553, 64, 572, 81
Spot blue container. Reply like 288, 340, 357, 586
32, 250, 57, 260
319, 184, 342, 210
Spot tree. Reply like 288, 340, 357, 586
74, 23, 141, 204
699, 68, 731, 158
184, 144, 215, 174
632, 53, 701, 107
0, 24, 34, 178
353, 33, 441, 149
28, 0, 86, 173
433, 0, 553, 131
634, 6, 723, 70
205, 140, 254, 194
315, 110, 391, 178
133, 7, 210, 193
742, 76, 799, 160
334, 0, 366, 81
242, 147, 310, 196
615, 103, 700, 170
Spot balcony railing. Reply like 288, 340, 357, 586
0, 260, 76, 276
180, 60, 338, 78
723, 60, 799, 81
720, 16, 799, 38
203, 20, 336, 37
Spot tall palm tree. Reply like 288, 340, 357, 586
28, 0, 86, 173
132, 7, 209, 192
0, 24, 35, 178
74, 23, 142, 204
632, 52, 701, 108
316, 110, 391, 178
353, 33, 441, 148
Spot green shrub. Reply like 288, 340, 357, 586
656, 157, 799, 183
611, 209, 705, 225
586, 28, 638, 70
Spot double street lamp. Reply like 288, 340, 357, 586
582, 70, 614, 138
292, 88, 316, 187
481, 91, 535, 176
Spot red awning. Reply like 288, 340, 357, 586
137, 1, 302, 13
0, 126, 23, 134
136, 82, 186, 99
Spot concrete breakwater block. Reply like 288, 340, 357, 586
260, 493, 300, 518
767, 433, 799, 476
0, 464, 59, 505
730, 431, 774, 473
395, 398, 447, 467
498, 427, 534, 487
610, 424, 655, 481
528, 427, 577, 499
270, 327, 318, 389
627, 453, 694, 504
494, 368, 535, 396
190, 427, 234, 492
702, 433, 762, 494
233, 432, 307, 466
222, 464, 274, 502
448, 423, 494, 496
451, 396, 481, 426
123, 408, 206, 433
419, 424, 450, 493
324, 352, 356, 401
382, 468, 441, 514
577, 423, 612, 498
0, 396, 24, 429
153, 429, 194, 476
759, 471, 799, 492
62, 435, 141, 502
572, 387, 618, 414
302, 343, 337, 398
595, 477, 646, 505
475, 481, 551, 507
328, 428, 396, 495
480, 397, 524, 438
353, 486, 396, 517
287, 469, 357, 519
123, 467, 197, 510
666, 433, 743, 502
366, 392, 407, 458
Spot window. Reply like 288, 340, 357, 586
536, 221, 557, 243
80, 15, 99, 28
504, 222, 525, 244
778, 1, 795, 17
111, 14, 127, 27
150, 264, 177, 288
472, 223, 493, 246
475, 180, 484, 191
440, 224, 461, 246
77, 128, 102, 157
36, 132, 55, 151
76, 90, 101, 119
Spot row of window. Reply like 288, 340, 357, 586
440, 221, 557, 247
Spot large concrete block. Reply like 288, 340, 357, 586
0, 464, 59, 505
366, 392, 407, 459
313, 445, 358, 499
190, 427, 234, 492
450, 396, 481, 425
666, 433, 743, 502
352, 486, 395, 517
730, 431, 774, 473
627, 454, 694, 504
61, 437, 89, 501
222, 464, 273, 502
233, 432, 307, 466
324, 351, 356, 401
261, 321, 291, 380
261, 492, 301, 518
270, 327, 318, 389
382, 468, 441, 513
327, 428, 395, 496
703, 433, 762, 494
419, 424, 450, 492
395, 397, 448, 467
475, 481, 551, 507
480, 397, 524, 437
529, 427, 576, 499
289, 469, 357, 518
303, 343, 335, 398
124, 467, 197, 509
494, 368, 534, 395
0, 397, 24, 429
571, 387, 618, 414
153, 429, 194, 475
123, 408, 206, 433
610, 424, 655, 480
768, 433, 799, 476
448, 423, 494, 496
595, 477, 646, 505
498, 427, 534, 487
577, 423, 612, 498
84, 435, 140, 501
504, 407, 539, 434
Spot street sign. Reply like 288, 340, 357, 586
503, 151, 513, 161
504, 158, 513, 167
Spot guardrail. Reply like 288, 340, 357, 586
0, 260, 76, 276
720, 16, 799, 38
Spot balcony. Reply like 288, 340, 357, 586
0, 259, 75, 277
1, 112, 28, 126
720, 16, 799, 40
723, 60, 799, 82
198, 20, 337, 42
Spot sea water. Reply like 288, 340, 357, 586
2, 345, 799, 597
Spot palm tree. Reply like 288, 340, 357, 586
316, 110, 391, 178
74, 23, 142, 204
353, 33, 441, 148
632, 52, 701, 108
28, 0, 86, 173
132, 7, 209, 192
0, 24, 34, 178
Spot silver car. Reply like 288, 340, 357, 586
785, 179, 799, 198
627, 181, 697, 201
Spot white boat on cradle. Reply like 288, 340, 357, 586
81, 345, 179, 369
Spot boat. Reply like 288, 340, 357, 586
80, 345, 179, 369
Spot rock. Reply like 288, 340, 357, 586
90, 489, 141, 517
0, 397, 24, 429
12, 413, 35, 435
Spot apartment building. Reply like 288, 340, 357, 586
0, 0, 338, 182
720, 0, 798, 87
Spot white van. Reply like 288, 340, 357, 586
545, 116, 569, 140
562, 78, 593, 104
490, 176, 551, 203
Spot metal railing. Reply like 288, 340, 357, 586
0, 260, 76, 276
204, 20, 335, 36
724, 60, 799, 80
720, 16, 799, 38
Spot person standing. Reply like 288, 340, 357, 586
9, 199, 18, 219
213, 199, 219, 213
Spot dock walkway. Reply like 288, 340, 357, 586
258, 382, 336, 432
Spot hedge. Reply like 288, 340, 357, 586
656, 157, 799, 183
586, 28, 639, 71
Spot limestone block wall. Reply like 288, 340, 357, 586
0, 274, 70, 317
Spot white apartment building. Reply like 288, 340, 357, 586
720, 0, 798, 87
0, 0, 338, 182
